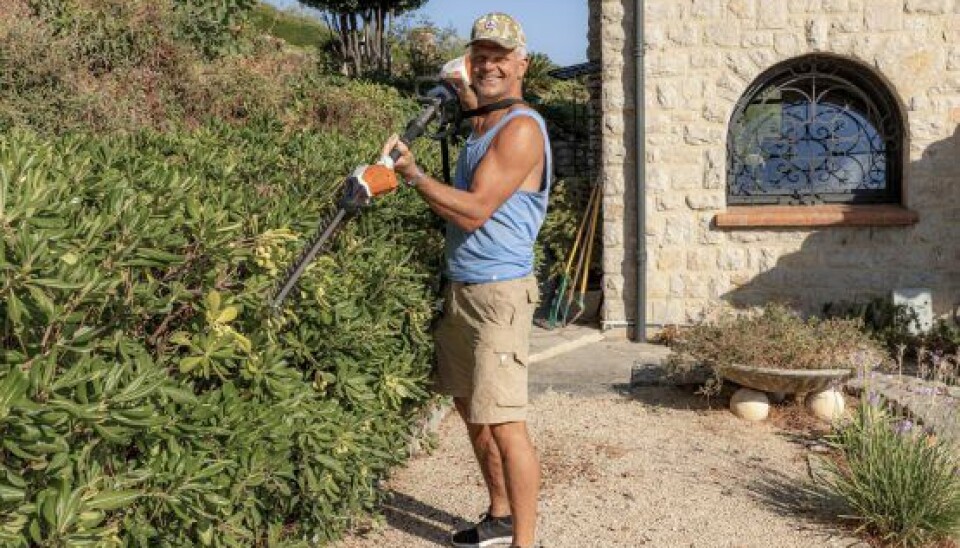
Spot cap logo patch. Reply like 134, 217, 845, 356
484, 20, 497, 30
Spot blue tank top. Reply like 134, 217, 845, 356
445, 108, 552, 283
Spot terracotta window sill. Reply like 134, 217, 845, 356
714, 205, 919, 228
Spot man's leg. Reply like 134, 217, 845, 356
454, 397, 511, 518
490, 421, 540, 547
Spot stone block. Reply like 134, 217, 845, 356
685, 278, 714, 299
773, 32, 804, 56
725, 51, 764, 81
715, 73, 749, 101
742, 31, 774, 47
655, 193, 684, 211
864, 1, 903, 31
705, 22, 741, 47
703, 100, 730, 124
601, 139, 626, 161
790, 0, 822, 13
604, 274, 625, 294
646, 167, 670, 191
832, 17, 864, 33
822, 0, 849, 12
656, 81, 684, 109
729, 271, 754, 287
663, 216, 695, 244
702, 164, 724, 190
601, 89, 625, 111
656, 247, 685, 270
727, 0, 758, 19
667, 24, 701, 47
687, 248, 718, 271
718, 248, 748, 270
669, 274, 686, 297
649, 133, 683, 146
685, 194, 725, 211
647, 275, 669, 298
692, 0, 723, 18
690, 50, 722, 69
905, 0, 952, 14
645, 1, 683, 22
648, 52, 688, 77
602, 22, 626, 46
684, 124, 723, 145
949, 48, 960, 70
805, 18, 831, 50
758, 2, 790, 28
603, 225, 623, 247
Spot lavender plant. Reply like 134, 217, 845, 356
820, 400, 960, 547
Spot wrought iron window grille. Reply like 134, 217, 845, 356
727, 55, 904, 205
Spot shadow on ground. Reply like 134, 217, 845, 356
744, 467, 853, 537
623, 384, 729, 413
368, 490, 470, 546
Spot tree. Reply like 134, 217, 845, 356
523, 52, 559, 99
298, 0, 427, 76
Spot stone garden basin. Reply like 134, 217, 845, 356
719, 363, 854, 395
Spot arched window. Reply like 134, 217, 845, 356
727, 54, 904, 205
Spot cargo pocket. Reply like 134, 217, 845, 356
495, 344, 528, 408
474, 328, 528, 409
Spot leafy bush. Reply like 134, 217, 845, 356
250, 3, 333, 49
823, 297, 960, 362
819, 400, 960, 546
0, 108, 444, 544
0, 0, 316, 134
667, 304, 888, 372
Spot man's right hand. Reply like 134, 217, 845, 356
380, 134, 421, 183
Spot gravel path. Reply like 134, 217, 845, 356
335, 387, 865, 548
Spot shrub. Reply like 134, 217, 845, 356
0, 113, 444, 545
667, 304, 888, 372
823, 298, 960, 389
249, 3, 332, 50
819, 400, 960, 546
0, 0, 315, 134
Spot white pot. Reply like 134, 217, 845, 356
730, 388, 770, 422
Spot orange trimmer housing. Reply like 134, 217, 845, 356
358, 163, 399, 198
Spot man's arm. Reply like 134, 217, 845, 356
385, 116, 544, 233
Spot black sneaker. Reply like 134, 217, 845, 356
450, 513, 513, 547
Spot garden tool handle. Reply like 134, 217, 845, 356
579, 187, 602, 296
388, 96, 447, 163
563, 183, 600, 274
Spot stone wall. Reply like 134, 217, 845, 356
593, 0, 960, 330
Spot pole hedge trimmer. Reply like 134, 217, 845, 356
269, 80, 462, 311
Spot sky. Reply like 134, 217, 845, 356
262, 0, 589, 66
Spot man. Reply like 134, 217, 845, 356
380, 12, 551, 548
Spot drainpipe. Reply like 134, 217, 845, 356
634, 0, 647, 342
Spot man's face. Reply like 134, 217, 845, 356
468, 41, 528, 100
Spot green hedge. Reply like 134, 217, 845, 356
0, 107, 445, 545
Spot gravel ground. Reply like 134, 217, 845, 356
334, 387, 866, 548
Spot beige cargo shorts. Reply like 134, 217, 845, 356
433, 275, 539, 424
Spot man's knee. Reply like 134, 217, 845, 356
456, 398, 494, 443
488, 421, 533, 455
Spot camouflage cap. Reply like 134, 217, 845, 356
467, 12, 526, 50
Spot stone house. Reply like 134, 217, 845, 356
587, 0, 960, 340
